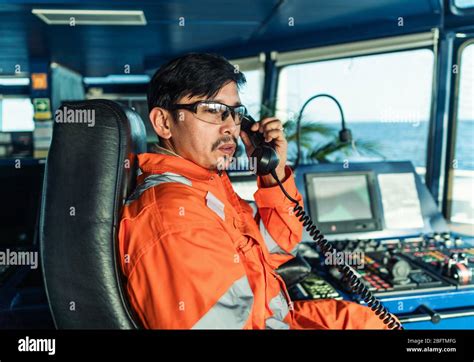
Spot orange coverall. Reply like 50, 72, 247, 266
119, 150, 391, 329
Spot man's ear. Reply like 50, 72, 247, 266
149, 107, 173, 140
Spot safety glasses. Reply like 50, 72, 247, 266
169, 101, 248, 125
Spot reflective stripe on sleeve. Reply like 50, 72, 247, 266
265, 292, 290, 329
259, 219, 298, 256
192, 275, 254, 329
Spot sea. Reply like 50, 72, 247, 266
293, 120, 474, 170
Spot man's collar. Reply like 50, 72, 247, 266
138, 149, 221, 181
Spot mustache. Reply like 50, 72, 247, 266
211, 135, 238, 151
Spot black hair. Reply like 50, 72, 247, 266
147, 53, 246, 114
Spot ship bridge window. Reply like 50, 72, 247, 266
228, 57, 264, 118
454, 0, 474, 9
229, 58, 264, 160
276, 48, 434, 179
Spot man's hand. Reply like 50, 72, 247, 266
240, 117, 288, 186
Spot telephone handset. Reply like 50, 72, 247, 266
240, 115, 280, 176
241, 114, 403, 330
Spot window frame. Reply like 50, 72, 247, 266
443, 37, 474, 229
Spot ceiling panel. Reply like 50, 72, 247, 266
0, 0, 442, 77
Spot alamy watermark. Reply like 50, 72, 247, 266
324, 250, 365, 269
217, 155, 258, 174
18, 336, 55, 355
0, 249, 38, 269
379, 106, 424, 127
55, 106, 95, 127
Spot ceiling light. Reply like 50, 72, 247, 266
32, 9, 147, 26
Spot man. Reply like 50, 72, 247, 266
118, 53, 392, 329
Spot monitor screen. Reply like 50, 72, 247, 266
312, 175, 373, 222
305, 171, 381, 234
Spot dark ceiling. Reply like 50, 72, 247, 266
0, 0, 462, 77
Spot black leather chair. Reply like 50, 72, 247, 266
39, 99, 146, 329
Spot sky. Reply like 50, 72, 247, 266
240, 46, 473, 123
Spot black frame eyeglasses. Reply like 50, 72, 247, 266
169, 100, 248, 125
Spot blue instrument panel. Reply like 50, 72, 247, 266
291, 161, 474, 329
